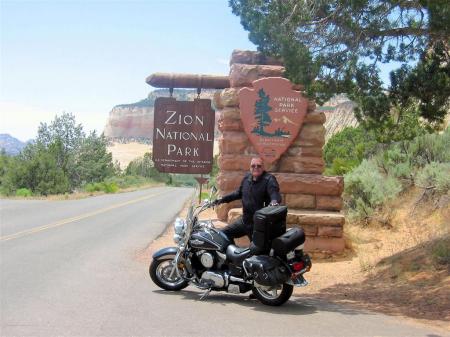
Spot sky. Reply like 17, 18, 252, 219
1, 0, 255, 141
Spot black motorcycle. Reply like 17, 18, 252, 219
149, 188, 311, 306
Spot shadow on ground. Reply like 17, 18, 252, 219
299, 237, 450, 324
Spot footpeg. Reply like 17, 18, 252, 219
199, 288, 211, 300
293, 275, 309, 287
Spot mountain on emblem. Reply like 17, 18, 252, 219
239, 77, 308, 164
251, 89, 291, 138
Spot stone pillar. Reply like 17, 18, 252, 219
213, 50, 345, 254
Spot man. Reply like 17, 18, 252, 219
215, 157, 282, 241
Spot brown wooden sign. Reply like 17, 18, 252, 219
153, 97, 215, 174
239, 77, 308, 164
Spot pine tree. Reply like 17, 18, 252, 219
253, 89, 272, 135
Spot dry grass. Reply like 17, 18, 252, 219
107, 142, 152, 169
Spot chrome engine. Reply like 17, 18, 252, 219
199, 252, 214, 268
200, 271, 226, 288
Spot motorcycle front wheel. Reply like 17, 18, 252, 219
149, 257, 189, 291
251, 283, 293, 306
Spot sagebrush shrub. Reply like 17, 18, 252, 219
344, 160, 402, 220
415, 162, 450, 193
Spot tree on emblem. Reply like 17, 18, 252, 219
252, 89, 272, 136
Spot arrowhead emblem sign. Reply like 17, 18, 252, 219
239, 77, 308, 164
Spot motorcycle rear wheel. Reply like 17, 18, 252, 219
149, 257, 189, 291
251, 283, 293, 306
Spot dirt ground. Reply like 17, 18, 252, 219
142, 189, 450, 331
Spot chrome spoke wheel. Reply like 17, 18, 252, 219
149, 257, 189, 291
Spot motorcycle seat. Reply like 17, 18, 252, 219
226, 245, 252, 265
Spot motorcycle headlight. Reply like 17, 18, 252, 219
174, 218, 186, 235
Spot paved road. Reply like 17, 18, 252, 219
1, 187, 446, 337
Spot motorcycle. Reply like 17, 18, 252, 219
149, 187, 312, 306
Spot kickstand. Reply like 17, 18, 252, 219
199, 288, 212, 301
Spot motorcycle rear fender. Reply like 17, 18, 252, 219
152, 247, 179, 261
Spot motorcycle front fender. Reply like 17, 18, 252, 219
152, 247, 179, 261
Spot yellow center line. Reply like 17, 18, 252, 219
0, 190, 171, 242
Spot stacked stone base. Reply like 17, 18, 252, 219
215, 50, 345, 254
228, 208, 345, 254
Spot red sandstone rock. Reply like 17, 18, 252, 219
219, 88, 240, 107
287, 223, 318, 236
316, 195, 343, 211
278, 156, 325, 174
307, 100, 317, 111
317, 225, 343, 237
218, 118, 243, 132
213, 91, 223, 109
218, 132, 249, 154
304, 236, 345, 253
230, 50, 284, 66
286, 146, 323, 158
219, 155, 254, 171
284, 194, 315, 209
217, 171, 343, 196
304, 111, 326, 124
219, 107, 241, 120
229, 64, 285, 88
287, 209, 345, 226
294, 124, 326, 147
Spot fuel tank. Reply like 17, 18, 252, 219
189, 229, 231, 252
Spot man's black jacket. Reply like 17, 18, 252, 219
219, 171, 281, 225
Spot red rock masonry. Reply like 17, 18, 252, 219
215, 50, 345, 253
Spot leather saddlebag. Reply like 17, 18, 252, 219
271, 227, 305, 257
243, 255, 290, 286
251, 206, 287, 254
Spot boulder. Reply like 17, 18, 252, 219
229, 64, 285, 88
230, 50, 284, 66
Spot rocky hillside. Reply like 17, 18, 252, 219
320, 95, 358, 142
0, 134, 27, 155
104, 89, 217, 141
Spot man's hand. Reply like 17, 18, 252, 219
269, 200, 279, 206
212, 198, 222, 206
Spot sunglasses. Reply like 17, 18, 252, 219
251, 164, 262, 169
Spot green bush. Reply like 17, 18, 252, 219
84, 181, 118, 194
415, 162, 450, 193
103, 182, 119, 193
344, 160, 402, 220
15, 188, 32, 197
324, 126, 378, 174
430, 236, 450, 267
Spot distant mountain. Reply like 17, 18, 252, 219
0, 134, 27, 155
103, 89, 218, 141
